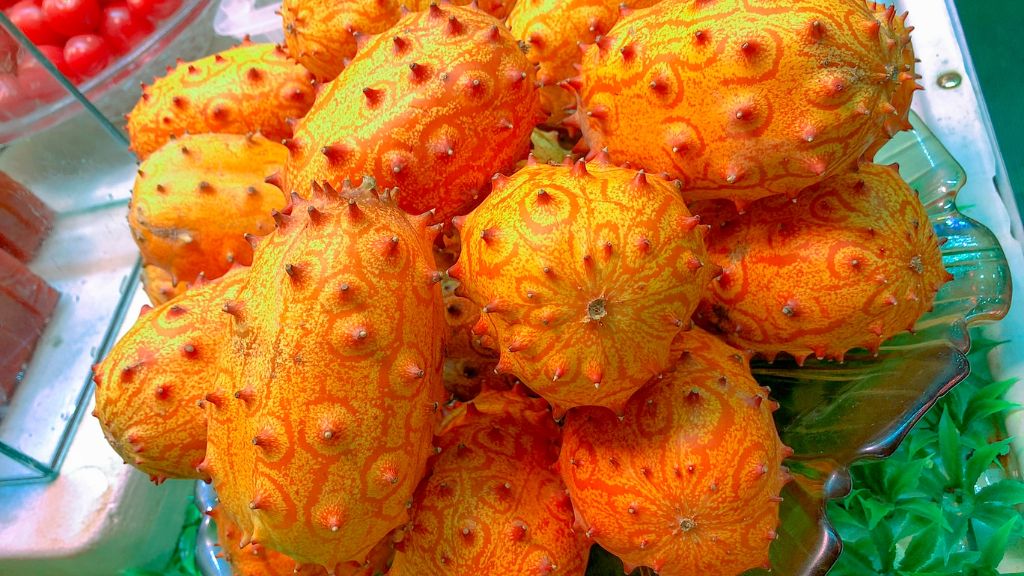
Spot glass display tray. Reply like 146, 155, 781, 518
190, 112, 1012, 575
0, 0, 232, 484
0, 0, 218, 144
0, 105, 142, 484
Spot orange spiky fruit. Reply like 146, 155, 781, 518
560, 327, 791, 576
280, 4, 541, 224
693, 163, 951, 363
281, 0, 520, 84
128, 133, 288, 289
212, 507, 394, 576
127, 43, 317, 159
402, 0, 518, 21
389, 387, 590, 575
865, 2, 919, 159
507, 0, 660, 123
140, 264, 188, 305
281, 0, 402, 82
201, 178, 447, 569
449, 157, 715, 416
577, 0, 919, 209
92, 267, 247, 484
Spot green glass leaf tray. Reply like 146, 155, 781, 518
193, 111, 1012, 576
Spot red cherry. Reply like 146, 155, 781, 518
124, 0, 179, 20
5, 0, 67, 45
99, 1, 152, 54
41, 0, 102, 38
32, 43, 76, 79
62, 33, 109, 78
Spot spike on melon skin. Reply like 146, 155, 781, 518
863, 3, 920, 159
129, 133, 289, 290
577, 0, 918, 206
281, 0, 519, 84
127, 44, 317, 159
141, 267, 224, 307
213, 507, 394, 576
281, 0, 403, 82
451, 160, 714, 414
403, 0, 517, 20
389, 388, 590, 576
281, 4, 541, 224
691, 163, 951, 362
560, 327, 789, 576
92, 267, 247, 482
507, 0, 662, 124
140, 264, 188, 305
205, 177, 447, 569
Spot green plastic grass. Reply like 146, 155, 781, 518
828, 335, 1024, 576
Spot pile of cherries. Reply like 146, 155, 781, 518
1, 0, 180, 112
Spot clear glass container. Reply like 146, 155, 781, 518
0, 0, 218, 484
0, 0, 219, 143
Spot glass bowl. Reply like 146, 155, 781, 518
191, 111, 1012, 576
0, 0, 218, 144
0, 0, 224, 485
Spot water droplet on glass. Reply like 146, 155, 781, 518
937, 71, 962, 89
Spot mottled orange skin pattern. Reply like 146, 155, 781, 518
693, 163, 951, 363
127, 43, 317, 159
282, 0, 518, 83
404, 0, 517, 21
560, 327, 789, 576
140, 264, 187, 305
212, 508, 393, 576
129, 134, 288, 289
450, 159, 715, 415
92, 267, 246, 483
390, 388, 589, 575
202, 180, 447, 569
577, 0, 917, 208
282, 0, 401, 82
507, 0, 659, 121
280, 5, 541, 223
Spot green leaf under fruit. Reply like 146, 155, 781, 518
964, 438, 1012, 490
975, 480, 1024, 507
938, 408, 963, 487
530, 128, 573, 165
899, 525, 940, 572
980, 517, 1021, 569
830, 332, 1020, 576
